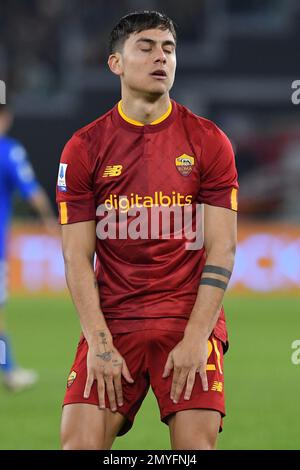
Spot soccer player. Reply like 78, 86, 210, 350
0, 104, 57, 391
57, 11, 238, 450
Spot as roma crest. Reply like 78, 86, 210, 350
175, 154, 194, 176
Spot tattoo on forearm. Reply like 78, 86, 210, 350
202, 265, 232, 279
99, 331, 107, 345
200, 278, 228, 290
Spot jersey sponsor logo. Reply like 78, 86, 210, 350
96, 197, 204, 250
211, 380, 223, 392
67, 370, 77, 388
175, 154, 194, 176
104, 191, 193, 212
57, 163, 68, 192
102, 165, 123, 178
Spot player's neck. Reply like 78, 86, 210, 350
120, 94, 171, 125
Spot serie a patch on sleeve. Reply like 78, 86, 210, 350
57, 163, 68, 192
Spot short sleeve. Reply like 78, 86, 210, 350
197, 125, 239, 211
56, 134, 95, 225
7, 143, 39, 199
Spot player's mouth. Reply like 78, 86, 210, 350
150, 69, 167, 80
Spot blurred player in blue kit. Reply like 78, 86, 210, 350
0, 104, 56, 391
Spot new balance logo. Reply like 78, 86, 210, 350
102, 165, 123, 177
211, 381, 223, 392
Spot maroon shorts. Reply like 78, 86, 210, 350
63, 329, 226, 436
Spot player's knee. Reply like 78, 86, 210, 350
62, 438, 106, 450
61, 432, 106, 450
174, 442, 215, 450
196, 438, 215, 450
173, 436, 216, 450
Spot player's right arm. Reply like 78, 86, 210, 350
57, 134, 133, 412
61, 220, 134, 411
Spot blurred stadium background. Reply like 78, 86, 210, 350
1, 0, 300, 449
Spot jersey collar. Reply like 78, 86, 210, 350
113, 99, 177, 133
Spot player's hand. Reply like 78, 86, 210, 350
162, 332, 209, 403
83, 331, 134, 412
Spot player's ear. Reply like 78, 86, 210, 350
108, 52, 123, 76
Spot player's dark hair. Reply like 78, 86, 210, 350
109, 11, 177, 54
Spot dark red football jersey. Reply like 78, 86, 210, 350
56, 100, 238, 344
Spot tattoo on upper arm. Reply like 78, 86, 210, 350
202, 265, 232, 279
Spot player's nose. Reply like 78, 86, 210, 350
154, 48, 167, 64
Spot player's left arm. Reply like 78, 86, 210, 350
163, 206, 236, 403
186, 204, 237, 340
163, 124, 238, 403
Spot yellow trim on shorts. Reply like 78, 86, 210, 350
212, 338, 223, 375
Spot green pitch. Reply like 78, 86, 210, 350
0, 294, 299, 450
